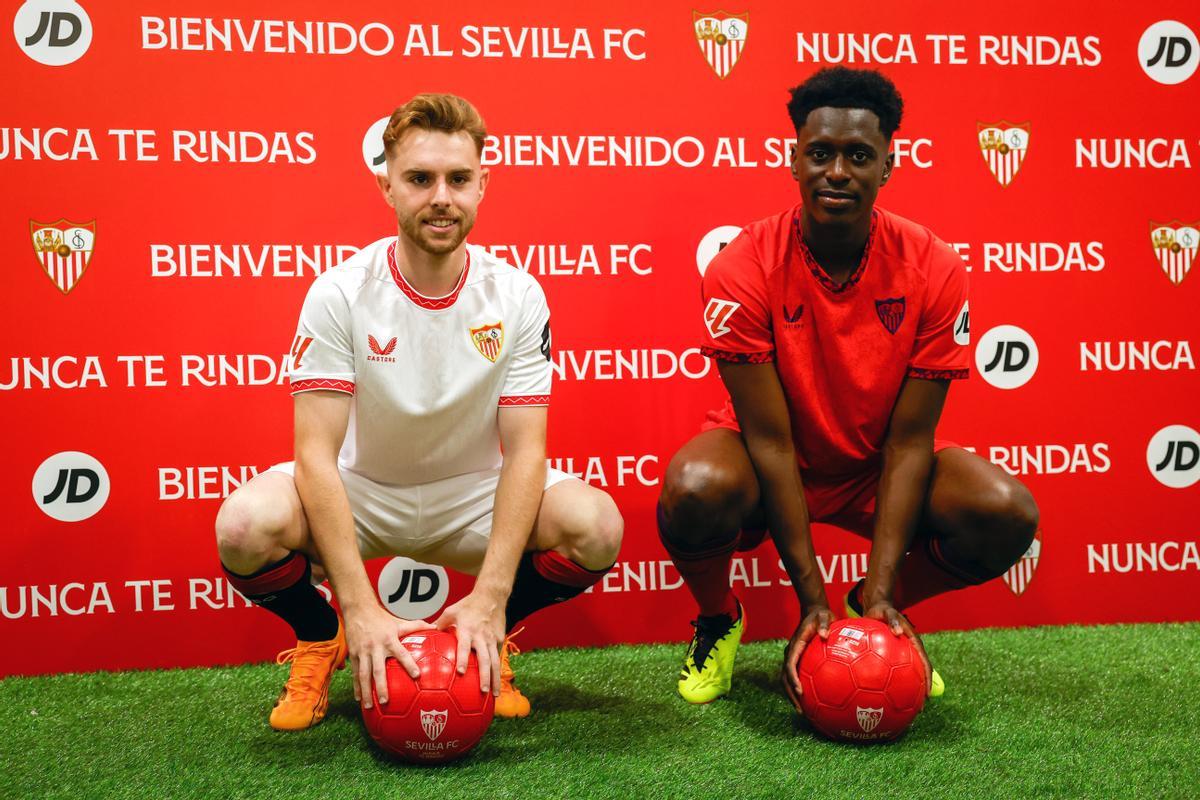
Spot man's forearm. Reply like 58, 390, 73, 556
474, 449, 546, 602
863, 440, 934, 607
749, 444, 827, 610
293, 460, 375, 613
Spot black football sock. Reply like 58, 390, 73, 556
504, 550, 612, 632
222, 552, 339, 642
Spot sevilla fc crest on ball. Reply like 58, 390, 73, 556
693, 11, 748, 79
470, 322, 504, 362
1002, 528, 1042, 596
1150, 221, 1199, 286
977, 122, 1030, 187
30, 219, 96, 295
420, 709, 448, 741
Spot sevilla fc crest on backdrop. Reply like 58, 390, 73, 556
470, 322, 504, 362
977, 122, 1030, 187
30, 219, 96, 295
1002, 529, 1042, 597
1150, 222, 1198, 286
693, 11, 748, 79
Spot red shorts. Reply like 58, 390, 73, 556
700, 406, 960, 545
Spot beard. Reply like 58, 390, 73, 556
398, 211, 474, 256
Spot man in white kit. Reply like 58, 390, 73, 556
214, 94, 623, 730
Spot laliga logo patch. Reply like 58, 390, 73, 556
1150, 222, 1198, 287
1002, 529, 1042, 596
1139, 21, 1199, 85
704, 298, 740, 339
856, 706, 883, 733
14, 0, 93, 66
420, 709, 448, 741
1146, 425, 1200, 489
693, 10, 748, 79
30, 218, 95, 294
469, 322, 504, 362
361, 116, 390, 175
978, 122, 1030, 187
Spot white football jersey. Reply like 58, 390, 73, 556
287, 236, 552, 486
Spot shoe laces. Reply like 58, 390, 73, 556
686, 613, 736, 673
275, 639, 338, 699
500, 627, 524, 687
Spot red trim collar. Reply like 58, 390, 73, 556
387, 239, 470, 310
792, 208, 877, 294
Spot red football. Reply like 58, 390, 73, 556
798, 618, 927, 742
361, 629, 494, 763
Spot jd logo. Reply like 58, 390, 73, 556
976, 324, 1038, 389
1147, 425, 1200, 488
695, 225, 742, 276
14, 1, 93, 66
1139, 21, 1199, 84
377, 557, 449, 619
32, 451, 109, 522
361, 116, 390, 175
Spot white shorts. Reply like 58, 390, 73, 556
267, 463, 575, 574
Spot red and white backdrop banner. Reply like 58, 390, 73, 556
3, 0, 1199, 677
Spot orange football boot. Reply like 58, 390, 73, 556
494, 628, 531, 718
269, 619, 348, 731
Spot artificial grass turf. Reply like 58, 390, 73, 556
2, 624, 1198, 800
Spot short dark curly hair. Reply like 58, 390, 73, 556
787, 67, 904, 139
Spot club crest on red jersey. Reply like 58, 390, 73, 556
856, 706, 883, 733
470, 322, 504, 362
978, 122, 1030, 187
1150, 221, 1198, 286
420, 709, 448, 741
875, 297, 906, 334
30, 219, 96, 295
367, 334, 398, 363
1002, 529, 1041, 596
693, 11, 748, 79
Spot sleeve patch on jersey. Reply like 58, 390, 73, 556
290, 378, 356, 395
704, 298, 741, 339
907, 367, 969, 381
499, 394, 550, 406
701, 346, 774, 364
953, 300, 970, 346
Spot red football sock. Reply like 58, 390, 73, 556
891, 536, 972, 611
658, 506, 739, 619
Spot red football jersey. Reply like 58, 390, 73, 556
701, 205, 970, 482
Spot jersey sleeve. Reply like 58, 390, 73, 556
287, 275, 356, 395
499, 277, 552, 407
700, 230, 774, 363
908, 247, 970, 380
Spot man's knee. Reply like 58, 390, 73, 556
660, 458, 753, 544
553, 488, 623, 570
949, 479, 1039, 578
214, 486, 291, 572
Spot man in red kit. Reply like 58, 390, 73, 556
658, 67, 1038, 707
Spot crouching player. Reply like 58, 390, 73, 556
215, 94, 622, 730
657, 68, 1038, 707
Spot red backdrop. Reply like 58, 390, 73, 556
3, 0, 1199, 676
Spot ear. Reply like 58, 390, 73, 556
375, 170, 394, 207
478, 166, 490, 203
789, 142, 800, 181
880, 151, 895, 187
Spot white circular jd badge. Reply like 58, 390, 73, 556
696, 225, 743, 277
361, 115, 390, 175
32, 450, 110, 522
377, 557, 450, 620
14, 0, 93, 66
1146, 424, 1200, 489
975, 324, 1038, 390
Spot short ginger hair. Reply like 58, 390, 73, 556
383, 93, 487, 157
